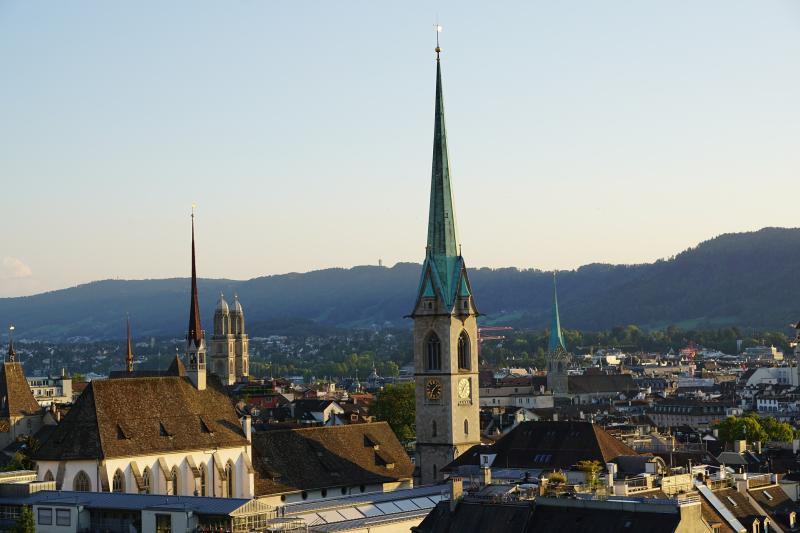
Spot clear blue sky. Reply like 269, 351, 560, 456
1, 1, 799, 297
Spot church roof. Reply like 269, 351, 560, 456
34, 375, 247, 461
251, 422, 413, 495
0, 363, 40, 418
444, 421, 637, 473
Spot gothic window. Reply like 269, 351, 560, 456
199, 464, 207, 497
226, 461, 235, 498
457, 331, 470, 370
432, 420, 437, 437
142, 467, 151, 494
426, 333, 442, 371
112, 469, 125, 493
464, 419, 469, 435
73, 471, 91, 492
43, 470, 54, 482
170, 467, 179, 496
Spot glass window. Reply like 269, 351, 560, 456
426, 333, 441, 371
56, 508, 70, 526
226, 462, 234, 498
38, 508, 52, 525
156, 513, 172, 533
112, 469, 125, 493
142, 467, 151, 494
457, 332, 470, 370
200, 465, 207, 497
73, 471, 91, 492
170, 467, 179, 496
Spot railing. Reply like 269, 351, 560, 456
705, 478, 734, 491
747, 474, 773, 488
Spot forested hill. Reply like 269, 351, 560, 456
2, 227, 800, 340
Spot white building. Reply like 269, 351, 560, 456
26, 372, 73, 407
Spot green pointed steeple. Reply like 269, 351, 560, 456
548, 273, 566, 353
426, 54, 459, 260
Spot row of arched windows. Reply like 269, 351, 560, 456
425, 331, 471, 371
45, 460, 236, 496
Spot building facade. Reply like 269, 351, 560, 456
211, 294, 249, 385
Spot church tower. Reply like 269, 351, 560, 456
186, 210, 207, 390
412, 38, 480, 485
231, 295, 249, 380
211, 293, 236, 385
125, 316, 134, 373
546, 273, 569, 395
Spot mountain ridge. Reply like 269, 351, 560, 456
2, 227, 799, 340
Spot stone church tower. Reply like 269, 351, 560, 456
546, 273, 570, 395
412, 42, 480, 485
211, 294, 249, 385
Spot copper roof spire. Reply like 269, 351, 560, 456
125, 315, 134, 373
187, 208, 203, 347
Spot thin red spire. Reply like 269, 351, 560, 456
126, 315, 134, 373
187, 210, 203, 346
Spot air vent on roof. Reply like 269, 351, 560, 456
726, 496, 737, 507
116, 424, 130, 440
159, 422, 172, 438
763, 491, 773, 501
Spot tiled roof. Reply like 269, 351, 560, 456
444, 421, 638, 472
748, 485, 797, 530
34, 375, 247, 460
568, 375, 638, 394
251, 422, 413, 495
0, 363, 40, 418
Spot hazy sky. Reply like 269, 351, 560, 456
1, 1, 799, 297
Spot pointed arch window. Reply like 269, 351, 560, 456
457, 331, 470, 371
74, 471, 91, 492
464, 419, 469, 435
142, 467, 151, 494
426, 333, 442, 371
43, 470, 54, 482
170, 467, 179, 496
112, 469, 125, 493
226, 461, 235, 498
199, 464, 207, 497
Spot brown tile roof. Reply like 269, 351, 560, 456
444, 421, 638, 472
0, 363, 40, 418
251, 421, 412, 495
715, 488, 763, 528
748, 485, 797, 531
568, 374, 638, 395
34, 375, 248, 460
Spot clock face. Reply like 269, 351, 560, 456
425, 378, 442, 400
457, 378, 471, 399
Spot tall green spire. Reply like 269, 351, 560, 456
426, 51, 459, 261
548, 273, 566, 353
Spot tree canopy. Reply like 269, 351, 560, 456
715, 415, 793, 444
370, 382, 415, 442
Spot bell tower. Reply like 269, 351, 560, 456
211, 293, 236, 385
412, 35, 480, 485
546, 273, 569, 395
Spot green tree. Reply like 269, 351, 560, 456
370, 382, 415, 442
758, 416, 794, 442
716, 416, 767, 443
576, 460, 602, 488
12, 506, 34, 533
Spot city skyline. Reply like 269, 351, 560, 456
2, 1, 800, 297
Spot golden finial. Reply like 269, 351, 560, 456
435, 24, 442, 57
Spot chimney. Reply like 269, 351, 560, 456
241, 415, 252, 443
606, 463, 617, 494
790, 511, 796, 529
793, 439, 799, 454
736, 479, 748, 494
733, 440, 747, 454
755, 441, 762, 455
481, 465, 492, 487
552, 413, 558, 422
449, 477, 463, 512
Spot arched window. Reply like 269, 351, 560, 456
457, 331, 470, 370
74, 471, 91, 492
170, 467, 179, 496
142, 467, 151, 494
43, 470, 54, 482
199, 464, 207, 497
464, 419, 469, 435
426, 333, 441, 371
112, 469, 125, 493
226, 461, 235, 498
432, 420, 437, 437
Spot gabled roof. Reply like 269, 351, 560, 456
444, 421, 638, 472
251, 422, 413, 495
0, 363, 40, 418
34, 375, 247, 460
568, 374, 638, 394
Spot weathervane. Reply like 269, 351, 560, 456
435, 24, 442, 58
